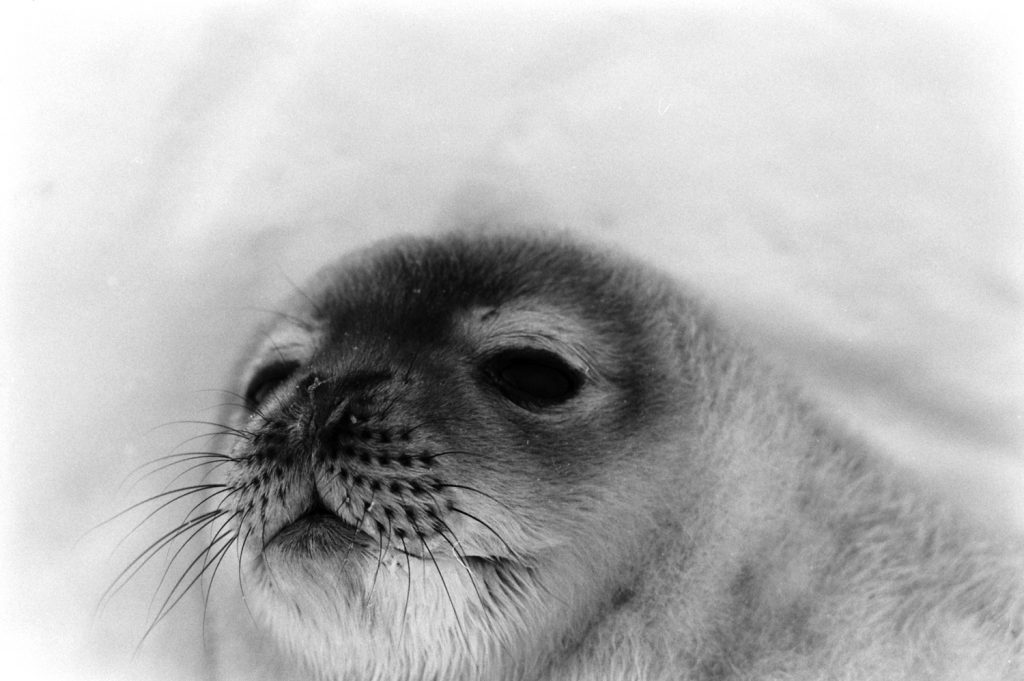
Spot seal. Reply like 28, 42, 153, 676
178, 229, 1022, 680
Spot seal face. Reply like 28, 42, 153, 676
221, 232, 695, 679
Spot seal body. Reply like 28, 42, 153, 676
201, 230, 1023, 680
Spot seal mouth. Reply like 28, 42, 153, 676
265, 500, 374, 557
262, 499, 515, 569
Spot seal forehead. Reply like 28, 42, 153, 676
309, 232, 663, 337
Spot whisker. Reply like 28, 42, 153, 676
364, 529, 387, 607
158, 420, 252, 439
148, 524, 236, 624
111, 485, 231, 555
200, 511, 240, 604
139, 530, 236, 651
195, 392, 267, 421
200, 400, 254, 414
277, 270, 326, 321
201, 516, 241, 642
418, 533, 468, 645
449, 506, 518, 558
399, 535, 413, 643
430, 522, 518, 660
92, 484, 226, 541
116, 451, 231, 497
101, 509, 228, 613
123, 456, 231, 498
401, 416, 461, 438
146, 513, 235, 618
354, 491, 376, 533
195, 388, 255, 409
252, 328, 291, 371
169, 430, 247, 454
436, 482, 515, 512
432, 521, 485, 604
159, 458, 234, 491
238, 305, 315, 330
173, 487, 239, 536
235, 524, 259, 625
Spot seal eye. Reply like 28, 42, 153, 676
485, 349, 583, 408
245, 360, 301, 407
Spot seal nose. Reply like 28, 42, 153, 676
296, 372, 322, 398
301, 369, 393, 442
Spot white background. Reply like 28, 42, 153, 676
3, 1, 1023, 679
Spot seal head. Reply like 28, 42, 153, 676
224, 231, 701, 680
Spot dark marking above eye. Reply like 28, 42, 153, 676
245, 360, 302, 407
483, 348, 584, 409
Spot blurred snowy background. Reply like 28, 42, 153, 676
3, 1, 1023, 679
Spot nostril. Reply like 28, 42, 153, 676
318, 402, 377, 447
296, 372, 322, 397
321, 403, 349, 431
303, 370, 392, 442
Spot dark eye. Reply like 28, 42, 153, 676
484, 349, 583, 408
244, 360, 301, 407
